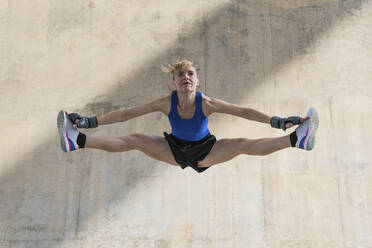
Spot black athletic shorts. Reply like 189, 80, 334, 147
163, 132, 217, 173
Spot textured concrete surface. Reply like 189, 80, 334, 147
1, 0, 371, 247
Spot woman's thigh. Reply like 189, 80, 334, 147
198, 138, 248, 167
124, 133, 179, 166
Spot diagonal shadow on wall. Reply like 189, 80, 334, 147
0, 0, 365, 246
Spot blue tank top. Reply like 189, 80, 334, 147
168, 91, 210, 141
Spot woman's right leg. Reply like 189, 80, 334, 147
58, 110, 178, 166
85, 133, 179, 166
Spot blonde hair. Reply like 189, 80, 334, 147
162, 60, 198, 80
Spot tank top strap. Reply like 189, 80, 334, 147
195, 91, 202, 115
170, 91, 177, 114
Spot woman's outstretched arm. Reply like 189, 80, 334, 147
70, 95, 170, 128
202, 95, 271, 124
202, 94, 308, 129
97, 95, 169, 125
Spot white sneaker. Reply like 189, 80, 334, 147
295, 107, 319, 150
57, 110, 80, 152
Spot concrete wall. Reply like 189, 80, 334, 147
1, 0, 371, 247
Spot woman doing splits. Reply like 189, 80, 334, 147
57, 60, 319, 173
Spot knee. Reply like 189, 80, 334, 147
237, 138, 270, 156
125, 133, 146, 150
234, 138, 249, 154
247, 138, 272, 156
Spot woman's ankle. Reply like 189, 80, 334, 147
77, 132, 86, 148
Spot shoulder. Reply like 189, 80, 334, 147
201, 93, 217, 117
152, 93, 172, 115
201, 93, 239, 116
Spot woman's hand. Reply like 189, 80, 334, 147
65, 111, 98, 129
285, 116, 310, 129
271, 116, 310, 131
65, 111, 78, 128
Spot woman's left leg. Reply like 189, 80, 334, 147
198, 135, 291, 167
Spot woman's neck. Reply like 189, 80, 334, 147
177, 91, 196, 110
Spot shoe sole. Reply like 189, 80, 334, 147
57, 110, 69, 152
305, 107, 319, 150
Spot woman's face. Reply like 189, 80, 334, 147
173, 65, 199, 93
